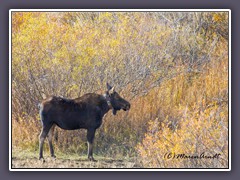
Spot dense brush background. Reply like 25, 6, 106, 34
11, 11, 229, 168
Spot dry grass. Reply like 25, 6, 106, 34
11, 12, 229, 169
137, 58, 229, 168
12, 149, 142, 169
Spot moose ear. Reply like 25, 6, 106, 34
107, 83, 112, 91
109, 87, 115, 94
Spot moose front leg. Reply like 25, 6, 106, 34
87, 128, 96, 161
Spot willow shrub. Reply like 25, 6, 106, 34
137, 58, 228, 168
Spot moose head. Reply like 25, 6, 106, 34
105, 83, 131, 115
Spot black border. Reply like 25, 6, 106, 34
1, 0, 239, 179
9, 9, 230, 171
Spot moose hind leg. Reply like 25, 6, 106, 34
47, 124, 56, 158
39, 125, 52, 161
87, 128, 96, 161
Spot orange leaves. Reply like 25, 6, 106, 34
137, 58, 228, 168
212, 12, 228, 23
11, 12, 229, 163
12, 12, 24, 33
138, 106, 228, 168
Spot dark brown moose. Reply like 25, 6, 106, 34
38, 83, 130, 161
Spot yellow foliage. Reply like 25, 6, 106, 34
11, 12, 229, 166
137, 58, 228, 168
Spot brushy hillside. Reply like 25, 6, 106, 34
11, 12, 229, 168
137, 58, 228, 168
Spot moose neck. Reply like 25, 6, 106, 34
103, 93, 112, 107
101, 93, 118, 115
74, 93, 112, 117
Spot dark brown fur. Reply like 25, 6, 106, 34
39, 83, 130, 161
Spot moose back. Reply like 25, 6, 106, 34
38, 83, 130, 161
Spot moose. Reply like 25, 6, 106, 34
38, 83, 130, 161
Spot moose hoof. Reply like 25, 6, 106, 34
88, 157, 97, 162
51, 155, 56, 160
39, 157, 45, 163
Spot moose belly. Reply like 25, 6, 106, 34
52, 111, 101, 130
54, 118, 84, 130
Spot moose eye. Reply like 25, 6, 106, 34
111, 92, 116, 96
110, 92, 119, 98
